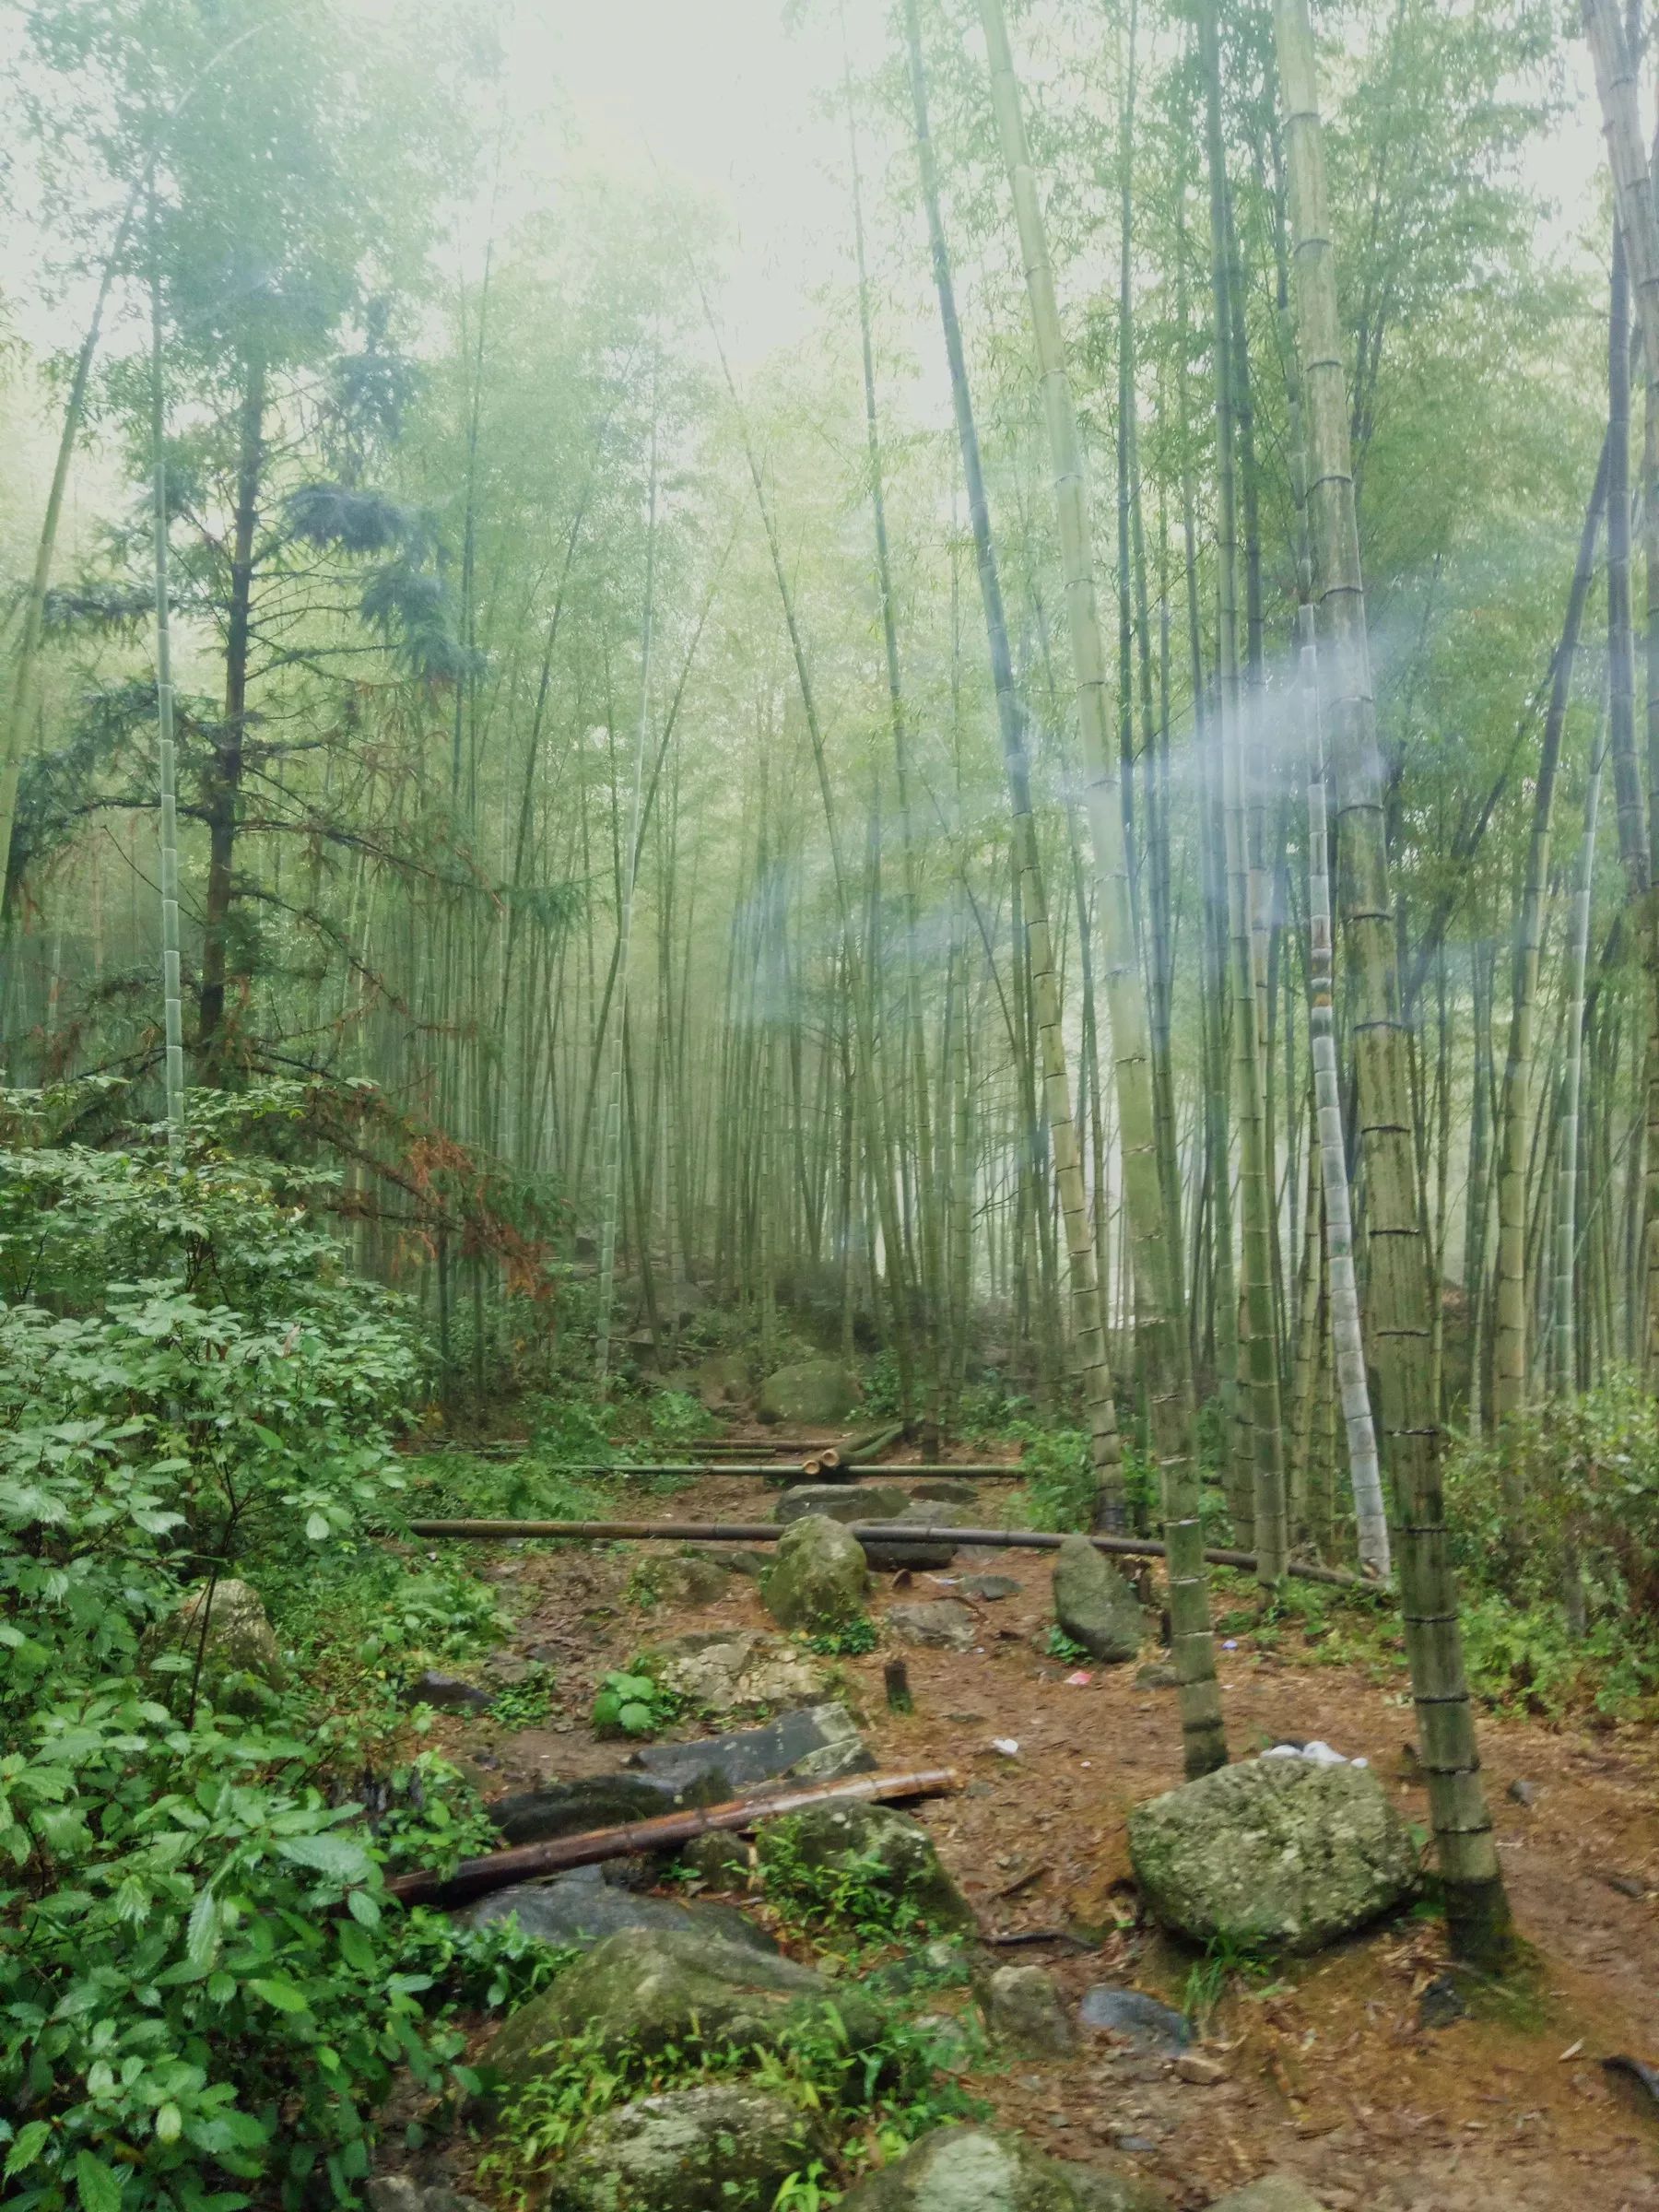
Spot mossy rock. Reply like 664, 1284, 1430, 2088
482, 1926, 882, 2084
836, 2127, 1169, 2212
758, 1359, 862, 1426
756, 1799, 973, 1934
761, 1513, 869, 1632
156, 1579, 286, 1713
1052, 1535, 1146, 1665
1127, 1755, 1418, 1954
548, 2085, 821, 2212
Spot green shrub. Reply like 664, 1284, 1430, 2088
590, 1665, 683, 1739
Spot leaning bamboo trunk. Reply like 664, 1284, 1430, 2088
1582, 0, 1659, 1375
975, 0, 1224, 1774
901, 0, 1126, 1529
1494, 444, 1609, 1427
1274, 0, 1509, 1963
1556, 745, 1604, 1388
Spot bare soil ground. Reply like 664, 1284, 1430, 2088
420, 1443, 1659, 2212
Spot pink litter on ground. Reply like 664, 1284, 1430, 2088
1064, 1669, 1093, 1687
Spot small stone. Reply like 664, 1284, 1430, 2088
1416, 1974, 1467, 2030
650, 1555, 736, 1608
860, 1501, 960, 1571
888, 1599, 977, 1652
365, 2182, 485, 2212
1506, 1778, 1539, 1807
1173, 2053, 1226, 2086
468, 1868, 776, 1954
982, 1964, 1077, 2056
835, 2127, 1170, 2212
1605, 1869, 1648, 1899
909, 1478, 978, 1506
400, 1670, 493, 1713
959, 1573, 1020, 1601
157, 1578, 287, 1712
1135, 1663, 1179, 1690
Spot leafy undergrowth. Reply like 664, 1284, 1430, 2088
0, 1127, 562, 2211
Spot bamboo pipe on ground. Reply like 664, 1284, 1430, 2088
404, 1516, 1373, 1591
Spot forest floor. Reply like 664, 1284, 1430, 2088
412, 1440, 1659, 2212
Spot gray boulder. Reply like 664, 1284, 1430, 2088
483, 1926, 881, 2081
685, 1543, 772, 1579
639, 1629, 826, 1715
774, 1483, 908, 1525
641, 1554, 735, 1608
399, 1670, 492, 1713
1205, 2184, 1329, 2212
909, 1478, 979, 1506
548, 2085, 820, 2212
762, 1513, 869, 1632
629, 1702, 873, 1795
836, 2127, 1169, 2212
861, 1501, 959, 1571
759, 1359, 862, 1426
1078, 1985, 1189, 2054
887, 1599, 976, 1652
678, 1831, 753, 1888
488, 1773, 691, 1842
1128, 1755, 1418, 1953
757, 1799, 973, 1933
161, 1579, 286, 1712
982, 1965, 1077, 2056
960, 1573, 1020, 1601
1052, 1535, 1146, 1664
466, 1866, 774, 1955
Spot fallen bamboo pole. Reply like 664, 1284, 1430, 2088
404, 1516, 1373, 1591
383, 1764, 959, 1911
475, 1463, 1027, 1479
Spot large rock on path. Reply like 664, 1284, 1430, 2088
836, 2127, 1170, 2212
629, 1701, 873, 1795
982, 1964, 1077, 2055
1052, 1535, 1146, 1664
548, 2085, 819, 2212
466, 1865, 775, 1954
486, 1773, 695, 1842
1128, 1755, 1418, 1953
757, 1798, 973, 1933
759, 1358, 862, 1425
762, 1513, 869, 1631
483, 1926, 881, 2082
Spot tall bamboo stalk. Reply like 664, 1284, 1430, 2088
148, 227, 185, 1159
1275, 0, 1509, 1962
976, 0, 1225, 1772
1557, 743, 1605, 1388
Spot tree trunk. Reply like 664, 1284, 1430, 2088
976, 0, 1225, 1774
1275, 0, 1509, 1963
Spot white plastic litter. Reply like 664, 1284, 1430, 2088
991, 1736, 1020, 1757
1263, 1740, 1369, 1769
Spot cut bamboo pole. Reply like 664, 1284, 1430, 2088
383, 1765, 959, 1910
404, 1516, 1370, 1591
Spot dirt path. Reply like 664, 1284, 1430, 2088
425, 1461, 1659, 2211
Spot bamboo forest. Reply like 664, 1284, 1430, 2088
13, 0, 1659, 2205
